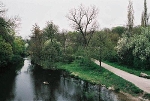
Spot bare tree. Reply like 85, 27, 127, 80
0, 2, 7, 17
127, 0, 134, 32
141, 0, 149, 27
66, 5, 99, 47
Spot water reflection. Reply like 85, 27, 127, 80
32, 65, 61, 101
0, 70, 16, 101
13, 58, 35, 100
0, 58, 133, 101
0, 59, 24, 101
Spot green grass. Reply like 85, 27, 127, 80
104, 61, 150, 77
56, 60, 143, 96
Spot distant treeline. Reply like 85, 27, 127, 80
28, 0, 150, 70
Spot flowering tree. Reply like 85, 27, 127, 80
116, 27, 150, 69
129, 27, 150, 60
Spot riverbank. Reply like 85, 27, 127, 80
0, 57, 24, 74
56, 59, 150, 100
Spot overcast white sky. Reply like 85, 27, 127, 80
1, 0, 150, 39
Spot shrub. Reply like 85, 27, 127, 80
62, 54, 75, 63
0, 37, 13, 67
11, 55, 23, 65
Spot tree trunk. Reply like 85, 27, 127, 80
99, 60, 101, 67
99, 47, 102, 67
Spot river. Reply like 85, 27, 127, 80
0, 58, 135, 101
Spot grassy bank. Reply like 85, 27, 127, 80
56, 59, 143, 96
104, 61, 150, 77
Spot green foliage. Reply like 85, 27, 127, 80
13, 36, 25, 56
0, 5, 25, 70
143, 93, 150, 99
29, 22, 63, 68
77, 57, 98, 70
11, 55, 23, 65
29, 24, 43, 63
115, 27, 150, 70
0, 17, 13, 43
130, 28, 150, 60
57, 60, 143, 96
111, 26, 126, 35
89, 31, 116, 66
132, 26, 142, 35
84, 91, 95, 101
116, 33, 131, 59
41, 39, 61, 67
0, 36, 13, 67
61, 54, 75, 63
43, 21, 58, 41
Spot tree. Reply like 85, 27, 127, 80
0, 36, 13, 67
0, 2, 7, 17
116, 27, 150, 69
90, 31, 112, 67
0, 17, 14, 44
28, 22, 63, 68
112, 26, 126, 36
66, 5, 99, 47
0, 2, 24, 68
127, 0, 134, 32
13, 36, 25, 56
141, 0, 149, 27
115, 33, 134, 66
56, 30, 69, 55
42, 21, 58, 42
41, 39, 61, 68
29, 24, 43, 63
129, 28, 150, 61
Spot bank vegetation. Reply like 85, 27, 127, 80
27, 0, 150, 98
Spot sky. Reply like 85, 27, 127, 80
1, 0, 150, 39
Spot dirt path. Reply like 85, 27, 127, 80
94, 60, 150, 94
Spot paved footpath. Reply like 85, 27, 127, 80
94, 60, 150, 94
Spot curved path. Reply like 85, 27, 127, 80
94, 60, 150, 94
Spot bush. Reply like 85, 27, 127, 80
133, 57, 150, 70
143, 93, 150, 99
62, 54, 75, 63
11, 55, 23, 65
0, 38, 13, 67
77, 57, 98, 70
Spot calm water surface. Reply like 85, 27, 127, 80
0, 58, 133, 101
